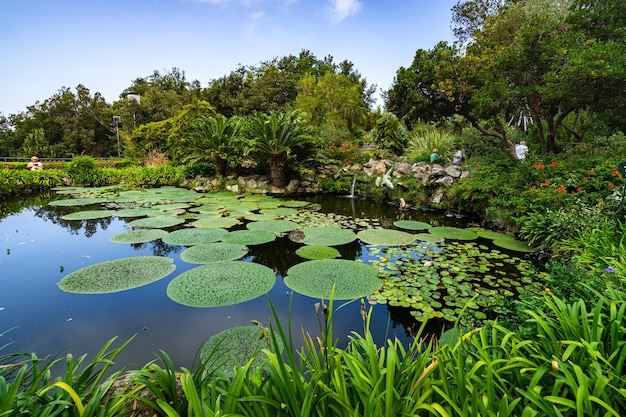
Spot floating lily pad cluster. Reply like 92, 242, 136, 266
52, 186, 537, 328
367, 241, 536, 322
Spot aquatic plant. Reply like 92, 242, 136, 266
246, 219, 299, 234
221, 229, 276, 245
428, 226, 479, 240
126, 216, 186, 229
61, 210, 114, 221
298, 226, 357, 246
109, 229, 169, 244
393, 220, 431, 231
190, 217, 241, 229
57, 256, 176, 294
356, 228, 417, 246
166, 261, 276, 307
180, 242, 248, 264
162, 228, 229, 246
284, 259, 382, 299
295, 245, 341, 260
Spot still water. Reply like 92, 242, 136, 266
0, 191, 464, 371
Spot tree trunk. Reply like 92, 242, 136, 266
214, 156, 227, 176
467, 117, 517, 159
267, 152, 288, 188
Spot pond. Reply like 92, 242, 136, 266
0, 188, 534, 372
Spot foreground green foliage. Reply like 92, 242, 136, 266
4, 284, 625, 416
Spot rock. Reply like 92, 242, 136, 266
444, 165, 463, 178
431, 189, 444, 204
435, 176, 454, 186
286, 179, 300, 193
394, 162, 412, 175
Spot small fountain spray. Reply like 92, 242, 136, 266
346, 173, 358, 198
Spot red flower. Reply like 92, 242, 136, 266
576, 187, 583, 192
583, 177, 588, 181
588, 169, 595, 175
532, 162, 544, 169
529, 185, 537, 190
476, 164, 481, 169
608, 183, 615, 189
551, 161, 559, 167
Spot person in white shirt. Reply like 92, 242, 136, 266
452, 146, 463, 165
27, 156, 43, 170
515, 141, 529, 160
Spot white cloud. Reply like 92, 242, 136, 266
327, 0, 362, 23
245, 10, 266, 35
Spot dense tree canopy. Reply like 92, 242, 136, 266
388, 0, 626, 157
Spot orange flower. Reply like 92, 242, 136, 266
576, 187, 583, 192
608, 183, 615, 189
551, 161, 559, 167
583, 177, 588, 181
529, 185, 537, 190
588, 169, 596, 175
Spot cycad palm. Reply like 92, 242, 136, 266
248, 111, 315, 187
185, 115, 244, 176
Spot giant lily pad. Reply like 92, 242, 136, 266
162, 228, 228, 246
414, 233, 445, 243
190, 217, 241, 229
356, 229, 416, 246
126, 216, 185, 229
246, 220, 299, 234
475, 230, 517, 241
295, 246, 341, 260
61, 210, 114, 221
58, 256, 176, 294
297, 226, 357, 246
180, 242, 248, 264
200, 325, 283, 378
110, 229, 169, 244
49, 198, 104, 207
393, 220, 431, 231
260, 207, 298, 217
167, 261, 276, 307
115, 208, 163, 218
428, 226, 479, 240
284, 259, 382, 300
492, 239, 535, 252
221, 230, 276, 246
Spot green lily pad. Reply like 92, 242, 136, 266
221, 230, 276, 246
167, 261, 276, 307
393, 220, 431, 231
49, 198, 104, 207
280, 200, 310, 208
413, 233, 445, 243
243, 213, 278, 222
298, 226, 357, 246
492, 239, 535, 253
356, 229, 416, 246
115, 208, 163, 218
200, 325, 283, 378
61, 210, 114, 221
126, 216, 186, 229
246, 220, 299, 234
190, 217, 241, 229
109, 229, 169, 244
260, 207, 298, 217
284, 259, 382, 300
428, 226, 479, 240
295, 245, 341, 260
58, 256, 176, 294
180, 242, 249, 264
162, 228, 229, 246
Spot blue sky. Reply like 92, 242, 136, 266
1, 0, 457, 116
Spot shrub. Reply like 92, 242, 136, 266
66, 156, 106, 187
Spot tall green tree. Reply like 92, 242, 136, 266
247, 111, 317, 187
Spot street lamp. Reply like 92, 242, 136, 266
112, 116, 121, 158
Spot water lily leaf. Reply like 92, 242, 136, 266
476, 230, 517, 241
260, 207, 298, 217
49, 198, 104, 207
492, 239, 535, 253
162, 228, 229, 246
200, 325, 283, 378
115, 208, 163, 218
284, 259, 381, 300
428, 226, 478, 240
180, 242, 248, 264
126, 216, 186, 229
298, 226, 357, 246
413, 233, 445, 243
244, 213, 278, 222
61, 210, 114, 221
246, 220, 299, 234
167, 261, 276, 307
295, 246, 341, 260
356, 229, 416, 246
280, 200, 310, 208
110, 229, 169, 244
393, 220, 431, 231
191, 217, 241, 229
58, 256, 176, 294
221, 230, 276, 246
